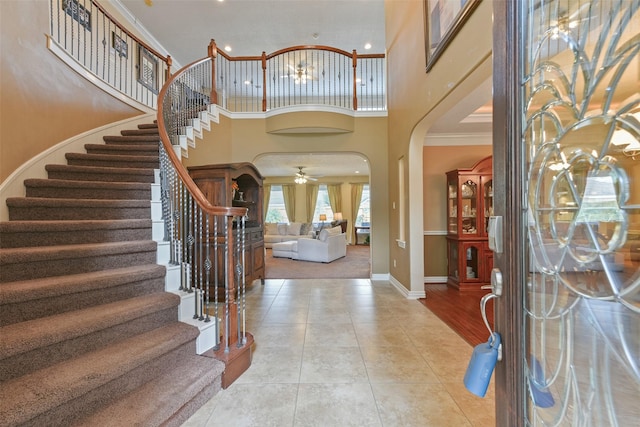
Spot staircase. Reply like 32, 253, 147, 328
0, 123, 224, 426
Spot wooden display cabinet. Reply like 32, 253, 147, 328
445, 156, 493, 291
188, 162, 265, 286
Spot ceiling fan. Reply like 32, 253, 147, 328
281, 62, 317, 84
294, 166, 319, 184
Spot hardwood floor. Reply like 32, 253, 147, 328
419, 285, 495, 347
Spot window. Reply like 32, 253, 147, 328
265, 185, 289, 223
313, 185, 333, 222
356, 185, 370, 226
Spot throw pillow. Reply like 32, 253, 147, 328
327, 225, 342, 236
264, 223, 278, 235
299, 222, 312, 236
318, 229, 330, 242
277, 223, 288, 235
287, 222, 302, 236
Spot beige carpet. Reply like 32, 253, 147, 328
265, 245, 370, 279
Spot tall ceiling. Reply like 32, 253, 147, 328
118, 0, 386, 65
118, 0, 386, 180
117, 0, 491, 180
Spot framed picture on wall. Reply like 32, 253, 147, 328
62, 0, 92, 32
424, 0, 482, 72
137, 46, 158, 93
112, 32, 128, 58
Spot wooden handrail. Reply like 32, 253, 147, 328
157, 56, 247, 219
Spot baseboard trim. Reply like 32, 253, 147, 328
424, 276, 448, 284
389, 275, 425, 300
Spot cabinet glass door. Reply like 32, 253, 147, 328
483, 179, 493, 236
460, 179, 478, 235
463, 242, 480, 281
448, 179, 458, 233
447, 239, 459, 280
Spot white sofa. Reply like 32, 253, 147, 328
272, 226, 347, 263
264, 222, 315, 248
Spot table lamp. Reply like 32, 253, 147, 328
319, 214, 327, 230
333, 212, 343, 221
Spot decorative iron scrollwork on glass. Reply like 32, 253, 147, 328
523, 0, 639, 424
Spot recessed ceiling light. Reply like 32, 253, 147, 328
355, 171, 360, 174
364, 43, 372, 50
224, 45, 232, 52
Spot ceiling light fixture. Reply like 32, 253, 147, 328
295, 175, 307, 184
224, 45, 232, 52
364, 43, 372, 50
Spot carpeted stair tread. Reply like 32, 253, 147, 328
84, 143, 159, 155
45, 164, 156, 182
6, 197, 150, 209
65, 152, 159, 169
24, 178, 152, 192
0, 219, 151, 234
0, 240, 156, 266
120, 128, 160, 136
0, 322, 199, 426
137, 123, 158, 130
0, 219, 152, 248
72, 355, 224, 427
6, 197, 151, 221
0, 292, 179, 360
23, 179, 152, 200
0, 264, 165, 305
102, 134, 160, 144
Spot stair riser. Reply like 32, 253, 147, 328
0, 304, 178, 382
0, 250, 157, 282
66, 159, 159, 169
0, 227, 152, 248
47, 169, 156, 183
0, 276, 166, 326
22, 342, 196, 427
25, 187, 151, 200
8, 206, 151, 221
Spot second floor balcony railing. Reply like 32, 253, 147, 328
47, 1, 385, 113
48, 0, 171, 110
212, 41, 386, 112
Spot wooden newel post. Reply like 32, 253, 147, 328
261, 52, 267, 112
208, 39, 218, 105
165, 55, 172, 80
352, 49, 358, 111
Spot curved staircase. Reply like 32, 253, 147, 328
0, 123, 224, 426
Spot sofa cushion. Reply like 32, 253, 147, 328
287, 222, 302, 236
264, 222, 278, 236
277, 223, 288, 235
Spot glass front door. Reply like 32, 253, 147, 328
495, 0, 639, 424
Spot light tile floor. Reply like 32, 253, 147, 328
183, 278, 495, 427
